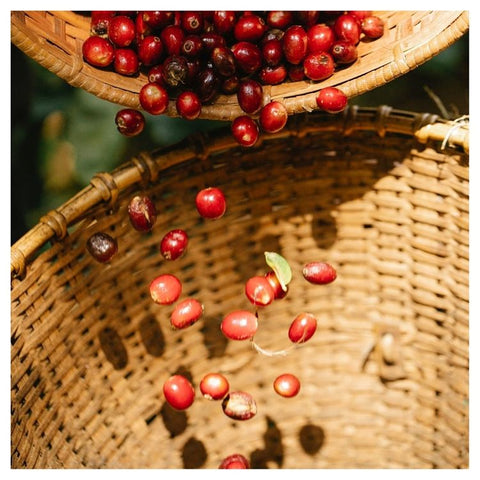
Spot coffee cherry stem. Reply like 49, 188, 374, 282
250, 337, 296, 357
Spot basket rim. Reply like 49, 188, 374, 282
10, 105, 469, 281
10, 10, 469, 121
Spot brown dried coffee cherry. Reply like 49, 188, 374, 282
86, 232, 118, 263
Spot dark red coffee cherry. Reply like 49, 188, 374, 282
231, 115, 259, 147
160, 229, 189, 260
163, 375, 195, 410
108, 15, 136, 47
90, 11, 115, 35
302, 261, 337, 284
259, 101, 288, 134
160, 24, 185, 55
237, 79, 263, 114
82, 36, 115, 67
137, 35, 164, 66
262, 39, 284, 66
142, 11, 175, 30
86, 232, 118, 263
194, 66, 221, 104
361, 15, 385, 39
331, 41, 358, 64
296, 11, 320, 27
139, 82, 169, 115
127, 195, 157, 231
212, 11, 236, 35
303, 52, 334, 81
115, 109, 145, 137
334, 13, 362, 45
288, 64, 305, 82
231, 41, 262, 75
162, 55, 189, 88
266, 11, 293, 29
307, 24, 335, 54
259, 65, 287, 85
180, 11, 204, 34
176, 91, 202, 120
316, 87, 348, 113
181, 34, 204, 58
113, 48, 139, 76
211, 46, 236, 77
195, 187, 226, 219
234, 14, 267, 42
283, 25, 307, 65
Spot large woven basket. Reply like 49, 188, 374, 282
11, 106, 469, 469
10, 10, 469, 121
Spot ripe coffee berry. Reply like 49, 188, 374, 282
108, 15, 136, 47
180, 11, 204, 34
237, 79, 263, 114
113, 48, 139, 76
283, 25, 307, 65
259, 101, 288, 134
137, 35, 164, 66
219, 454, 250, 469
273, 373, 301, 398
195, 187, 226, 220
163, 374, 195, 410
82, 36, 114, 67
303, 261, 337, 284
212, 11, 236, 35
194, 66, 221, 104
288, 312, 318, 344
139, 82, 169, 115
231, 115, 259, 147
86, 232, 118, 263
316, 87, 348, 113
115, 109, 145, 137
171, 298, 204, 329
266, 11, 293, 29
160, 229, 188, 260
259, 65, 288, 85
307, 24, 335, 54
361, 15, 385, 39
90, 11, 115, 35
245, 275, 275, 307
334, 13, 362, 44
149, 274, 182, 305
222, 391, 257, 420
199, 373, 230, 400
127, 195, 157, 231
176, 91, 202, 120
262, 39, 283, 67
234, 14, 267, 42
231, 41, 262, 75
303, 52, 335, 81
331, 41, 358, 64
264, 271, 288, 300
161, 25, 185, 56
221, 310, 258, 340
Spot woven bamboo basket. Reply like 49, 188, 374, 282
11, 106, 469, 469
10, 10, 469, 121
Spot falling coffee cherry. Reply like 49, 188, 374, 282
115, 109, 145, 137
222, 391, 257, 420
219, 454, 250, 469
86, 232, 118, 263
195, 187, 227, 220
163, 374, 195, 410
127, 195, 157, 232
302, 261, 337, 284
273, 373, 301, 398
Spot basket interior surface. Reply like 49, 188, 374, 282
11, 109, 469, 468
10, 10, 469, 120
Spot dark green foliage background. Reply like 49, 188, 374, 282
10, 33, 468, 244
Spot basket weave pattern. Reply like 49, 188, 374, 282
10, 11, 469, 121
11, 107, 469, 468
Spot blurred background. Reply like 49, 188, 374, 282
10, 29, 469, 245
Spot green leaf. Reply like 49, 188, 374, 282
264, 251, 292, 291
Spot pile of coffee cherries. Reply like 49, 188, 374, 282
86, 184, 337, 467
82, 10, 385, 146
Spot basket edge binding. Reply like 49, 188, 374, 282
10, 106, 468, 280
10, 11, 469, 121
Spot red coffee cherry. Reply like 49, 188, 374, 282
331, 41, 358, 64
127, 195, 157, 231
222, 391, 257, 420
245, 275, 275, 307
212, 11, 236, 35
259, 65, 288, 85
219, 454, 250, 469
307, 24, 335, 54
361, 15, 385, 39
171, 298, 204, 329
262, 39, 284, 67
142, 11, 175, 30
115, 109, 145, 137
221, 310, 258, 340
264, 271, 288, 300
334, 13, 362, 45
181, 34, 204, 58
259, 101, 288, 134
176, 91, 202, 120
231, 115, 259, 148
303, 261, 337, 284
161, 55, 189, 88
163, 374, 195, 410
137, 35, 164, 66
160, 229, 188, 260
303, 52, 335, 81
273, 373, 301, 398
82, 36, 115, 67
86, 232, 118, 263
316, 87, 348, 113
108, 15, 136, 47
237, 79, 263, 114
160, 24, 185, 56
149, 274, 182, 305
266, 11, 294, 29
288, 312, 318, 344
194, 66, 221, 104
113, 48, 139, 75
139, 82, 169, 115
211, 46, 236, 77
199, 373, 230, 400
234, 14, 267, 42
283, 25, 308, 65
348, 11, 373, 24
231, 41, 262, 75
90, 11, 115, 35
180, 11, 204, 34
195, 187, 226, 220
